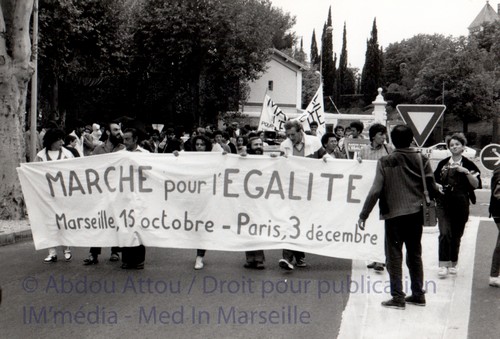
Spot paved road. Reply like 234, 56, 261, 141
0, 190, 498, 338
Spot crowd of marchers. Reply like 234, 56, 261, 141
23, 117, 500, 311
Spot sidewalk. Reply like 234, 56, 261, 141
338, 218, 480, 339
0, 219, 32, 246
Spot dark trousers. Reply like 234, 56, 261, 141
385, 212, 424, 301
437, 202, 469, 265
197, 249, 206, 257
491, 221, 500, 277
89, 247, 120, 257
282, 249, 304, 263
245, 250, 265, 263
121, 245, 145, 265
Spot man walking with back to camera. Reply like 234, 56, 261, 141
357, 125, 440, 309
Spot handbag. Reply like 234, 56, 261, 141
494, 181, 500, 200
418, 152, 437, 227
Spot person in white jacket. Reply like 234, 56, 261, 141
278, 120, 325, 271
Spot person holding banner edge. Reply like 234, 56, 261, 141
278, 119, 325, 271
239, 136, 271, 269
188, 134, 213, 270
36, 128, 75, 263
119, 128, 148, 269
357, 123, 395, 272
83, 121, 125, 265
358, 125, 440, 309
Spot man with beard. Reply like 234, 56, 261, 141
83, 121, 125, 265
240, 136, 267, 269
93, 121, 125, 155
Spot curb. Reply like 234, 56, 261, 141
0, 230, 33, 247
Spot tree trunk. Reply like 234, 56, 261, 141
0, 73, 29, 219
0, 1, 35, 219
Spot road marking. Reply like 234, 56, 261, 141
338, 218, 480, 339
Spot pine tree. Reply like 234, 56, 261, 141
310, 29, 319, 66
361, 18, 383, 106
321, 6, 336, 111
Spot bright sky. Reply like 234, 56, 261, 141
270, 0, 488, 70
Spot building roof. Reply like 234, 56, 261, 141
270, 48, 308, 71
468, 1, 500, 31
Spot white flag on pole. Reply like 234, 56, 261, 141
297, 84, 326, 136
258, 94, 288, 132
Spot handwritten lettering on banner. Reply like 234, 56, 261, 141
17, 153, 384, 261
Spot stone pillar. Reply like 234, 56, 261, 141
371, 87, 387, 125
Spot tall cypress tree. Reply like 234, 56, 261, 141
321, 6, 336, 111
361, 18, 383, 105
337, 22, 349, 104
310, 29, 319, 66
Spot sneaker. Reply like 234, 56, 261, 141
438, 267, 448, 278
194, 256, 204, 270
44, 255, 57, 263
295, 258, 307, 267
374, 263, 385, 272
64, 250, 72, 262
405, 295, 426, 306
83, 255, 98, 265
279, 259, 294, 271
449, 267, 458, 275
367, 262, 377, 269
381, 298, 405, 310
109, 253, 120, 262
489, 276, 500, 287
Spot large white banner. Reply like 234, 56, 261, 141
17, 152, 384, 261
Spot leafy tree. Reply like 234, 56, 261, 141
411, 37, 498, 132
302, 68, 321, 110
132, 0, 295, 126
383, 34, 455, 91
361, 18, 383, 105
37, 0, 131, 126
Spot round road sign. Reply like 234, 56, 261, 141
479, 143, 500, 171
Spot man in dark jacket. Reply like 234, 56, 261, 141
358, 125, 440, 310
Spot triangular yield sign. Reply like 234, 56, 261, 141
396, 105, 446, 146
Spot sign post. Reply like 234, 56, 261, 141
396, 105, 446, 147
